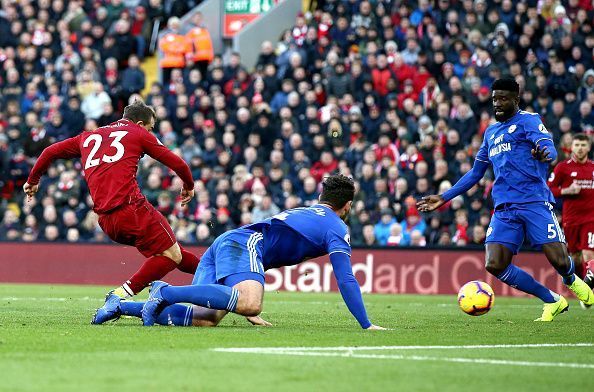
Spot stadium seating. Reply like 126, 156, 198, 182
1, 0, 593, 248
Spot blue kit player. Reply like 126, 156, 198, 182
418, 78, 594, 321
100, 174, 385, 329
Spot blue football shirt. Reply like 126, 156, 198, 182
477, 110, 555, 207
244, 204, 352, 270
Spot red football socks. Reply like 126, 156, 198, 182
126, 255, 178, 294
177, 247, 200, 274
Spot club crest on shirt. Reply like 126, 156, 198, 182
571, 172, 577, 177
538, 124, 548, 134
508, 124, 517, 133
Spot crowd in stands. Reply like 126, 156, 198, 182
1, 0, 594, 249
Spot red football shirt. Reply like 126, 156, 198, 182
548, 157, 594, 226
28, 119, 194, 214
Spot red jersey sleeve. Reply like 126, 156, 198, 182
547, 163, 564, 198
27, 135, 82, 185
140, 131, 195, 190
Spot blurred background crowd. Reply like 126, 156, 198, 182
1, 0, 593, 248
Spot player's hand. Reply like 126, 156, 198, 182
23, 182, 39, 202
416, 195, 445, 212
562, 182, 581, 195
366, 324, 388, 330
531, 144, 552, 162
246, 315, 273, 327
180, 188, 194, 207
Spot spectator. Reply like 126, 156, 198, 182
159, 17, 191, 83
252, 194, 281, 222
121, 55, 146, 101
362, 224, 378, 246
374, 209, 397, 246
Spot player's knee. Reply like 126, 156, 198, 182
485, 258, 505, 277
237, 298, 262, 316
162, 243, 182, 264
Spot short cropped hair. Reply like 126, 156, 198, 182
123, 100, 156, 124
319, 174, 355, 210
573, 133, 590, 142
491, 77, 519, 94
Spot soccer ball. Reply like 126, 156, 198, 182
457, 281, 495, 316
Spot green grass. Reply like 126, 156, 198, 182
0, 284, 592, 392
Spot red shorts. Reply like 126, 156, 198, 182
563, 222, 594, 254
98, 199, 176, 258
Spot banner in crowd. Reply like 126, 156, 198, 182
223, 0, 279, 37
0, 243, 570, 297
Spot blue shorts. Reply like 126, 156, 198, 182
486, 201, 566, 254
192, 228, 265, 287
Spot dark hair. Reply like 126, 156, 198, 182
573, 133, 590, 142
123, 100, 156, 124
319, 174, 355, 210
491, 77, 519, 94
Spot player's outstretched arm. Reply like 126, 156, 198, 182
25, 135, 82, 200
330, 252, 385, 329
418, 159, 490, 212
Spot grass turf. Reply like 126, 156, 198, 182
0, 284, 592, 392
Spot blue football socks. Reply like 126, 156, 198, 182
497, 264, 558, 303
121, 301, 193, 326
161, 284, 239, 312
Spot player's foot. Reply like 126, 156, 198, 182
141, 281, 169, 326
534, 296, 569, 322
567, 276, 594, 306
91, 291, 122, 324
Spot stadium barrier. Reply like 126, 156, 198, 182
0, 243, 571, 296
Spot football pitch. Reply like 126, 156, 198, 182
0, 284, 592, 392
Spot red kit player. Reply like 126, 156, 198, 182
548, 133, 594, 306
24, 101, 200, 323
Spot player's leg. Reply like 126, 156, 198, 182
583, 250, 594, 291
524, 203, 594, 307
93, 201, 203, 324
92, 242, 184, 325
143, 275, 264, 321
486, 243, 560, 304
571, 252, 586, 280
120, 201, 201, 295
564, 224, 587, 278
486, 207, 566, 321
119, 301, 195, 326
117, 244, 230, 327
542, 242, 594, 306
142, 230, 267, 326
579, 222, 594, 291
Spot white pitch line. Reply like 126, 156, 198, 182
213, 343, 594, 352
212, 344, 594, 369
212, 349, 594, 369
